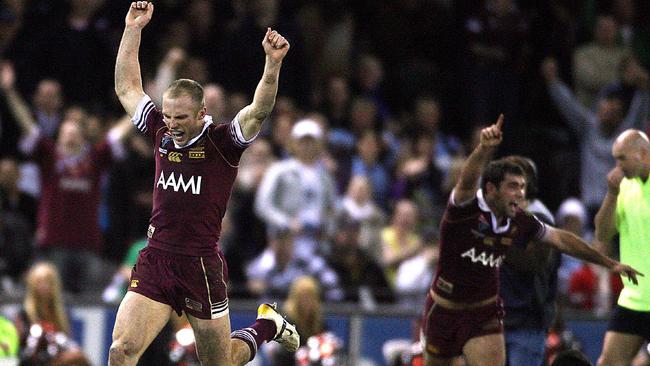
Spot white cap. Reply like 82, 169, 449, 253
556, 197, 587, 225
291, 119, 323, 139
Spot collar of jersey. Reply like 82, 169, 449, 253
172, 115, 213, 149
477, 189, 511, 234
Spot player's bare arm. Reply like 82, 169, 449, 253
238, 28, 290, 140
540, 225, 643, 285
0, 61, 37, 135
115, 1, 154, 116
453, 114, 504, 203
594, 166, 623, 246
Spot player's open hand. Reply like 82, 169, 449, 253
262, 28, 290, 63
612, 262, 644, 285
126, 2, 153, 29
479, 114, 504, 148
606, 166, 624, 195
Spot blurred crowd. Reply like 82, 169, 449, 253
1, 0, 650, 364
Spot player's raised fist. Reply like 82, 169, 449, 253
126, 1, 154, 29
479, 114, 504, 148
262, 28, 290, 63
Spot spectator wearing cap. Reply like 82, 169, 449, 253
555, 198, 592, 297
555, 198, 621, 315
255, 118, 338, 259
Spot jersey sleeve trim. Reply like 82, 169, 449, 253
537, 222, 550, 242
449, 188, 475, 207
230, 112, 259, 148
131, 94, 155, 133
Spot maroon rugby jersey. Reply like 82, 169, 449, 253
132, 95, 252, 256
27, 136, 113, 253
431, 189, 546, 303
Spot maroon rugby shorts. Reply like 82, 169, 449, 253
420, 292, 504, 358
128, 246, 229, 319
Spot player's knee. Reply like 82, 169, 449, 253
108, 338, 142, 363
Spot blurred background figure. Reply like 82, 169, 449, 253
246, 228, 343, 303
338, 175, 386, 259
461, 0, 531, 129
380, 199, 423, 292
555, 198, 592, 298
573, 15, 628, 109
222, 138, 276, 297
541, 56, 649, 224
14, 262, 90, 366
326, 213, 393, 306
255, 118, 338, 259
265, 276, 325, 366
393, 229, 438, 309
0, 157, 35, 295
1, 61, 134, 293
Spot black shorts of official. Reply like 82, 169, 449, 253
608, 304, 650, 340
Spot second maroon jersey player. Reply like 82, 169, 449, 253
432, 189, 546, 303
